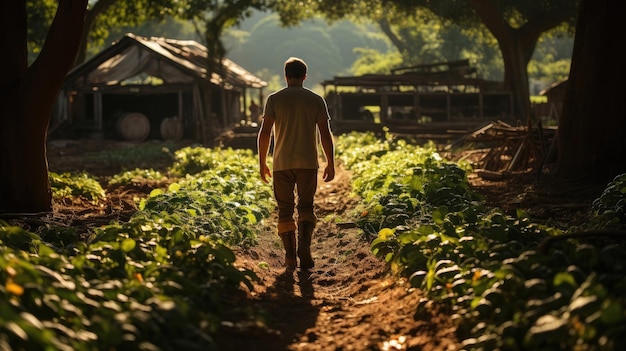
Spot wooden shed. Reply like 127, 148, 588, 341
321, 60, 514, 135
52, 33, 266, 144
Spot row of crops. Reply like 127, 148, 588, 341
334, 131, 626, 350
1, 132, 625, 350
1, 147, 274, 350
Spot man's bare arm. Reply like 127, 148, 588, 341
318, 119, 335, 182
257, 116, 274, 183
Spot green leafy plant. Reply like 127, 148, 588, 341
1, 145, 274, 350
89, 143, 178, 168
338, 132, 626, 351
107, 168, 167, 187
591, 173, 626, 225
50, 172, 105, 202
169, 146, 258, 176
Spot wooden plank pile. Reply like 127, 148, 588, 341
447, 120, 557, 180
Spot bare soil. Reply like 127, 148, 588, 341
11, 139, 602, 351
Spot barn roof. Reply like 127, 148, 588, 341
320, 59, 505, 91
64, 33, 266, 89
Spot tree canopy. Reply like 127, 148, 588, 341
26, 1, 574, 97
26, 0, 271, 65
268, 0, 579, 120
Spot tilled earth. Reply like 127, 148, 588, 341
215, 162, 460, 351
13, 139, 602, 351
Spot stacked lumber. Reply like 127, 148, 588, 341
448, 120, 556, 180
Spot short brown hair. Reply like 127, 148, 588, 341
284, 57, 307, 79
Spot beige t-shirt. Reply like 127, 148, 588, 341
263, 86, 330, 171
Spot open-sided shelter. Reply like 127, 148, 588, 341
53, 33, 266, 144
321, 60, 514, 135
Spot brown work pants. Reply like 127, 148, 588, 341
273, 169, 318, 234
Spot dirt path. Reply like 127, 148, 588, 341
216, 164, 460, 351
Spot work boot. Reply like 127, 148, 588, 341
279, 231, 297, 270
297, 221, 315, 270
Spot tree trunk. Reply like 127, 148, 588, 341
469, 0, 569, 124
0, 0, 87, 213
75, 0, 116, 65
556, 0, 626, 182
498, 33, 532, 123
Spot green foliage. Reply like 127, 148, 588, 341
107, 168, 167, 187
27, 2, 573, 93
338, 132, 626, 351
102, 17, 200, 55
88, 143, 177, 169
26, 0, 183, 61
334, 130, 393, 168
590, 173, 626, 226
224, 12, 390, 87
27, 0, 576, 100
168, 146, 258, 176
6, 131, 625, 349
137, 176, 272, 246
25, 0, 57, 63
1, 145, 273, 350
528, 27, 574, 93
350, 48, 403, 76
50, 172, 105, 202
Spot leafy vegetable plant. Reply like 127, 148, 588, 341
338, 132, 626, 351
1, 146, 274, 350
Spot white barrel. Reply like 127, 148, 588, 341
160, 117, 184, 141
116, 112, 150, 142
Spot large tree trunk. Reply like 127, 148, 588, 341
468, 0, 531, 121
0, 0, 87, 213
497, 32, 532, 123
556, 0, 626, 182
469, 0, 571, 124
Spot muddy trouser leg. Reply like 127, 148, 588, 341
273, 170, 297, 268
295, 169, 318, 269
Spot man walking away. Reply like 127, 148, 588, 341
257, 57, 335, 271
